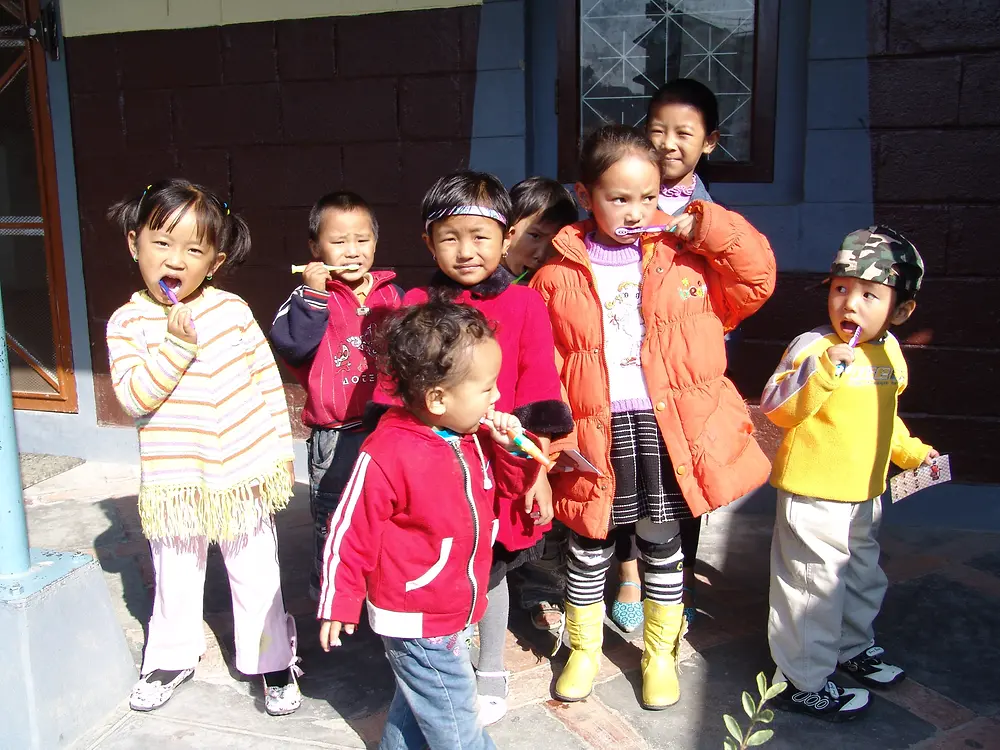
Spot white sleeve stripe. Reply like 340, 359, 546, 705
318, 452, 372, 617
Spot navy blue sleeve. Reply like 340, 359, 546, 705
269, 287, 329, 368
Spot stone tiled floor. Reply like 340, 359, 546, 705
20, 462, 1000, 749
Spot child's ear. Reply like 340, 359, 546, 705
890, 299, 916, 326
308, 240, 321, 259
425, 386, 447, 416
209, 252, 227, 278
703, 130, 720, 156
501, 227, 513, 257
127, 230, 138, 261
422, 232, 436, 259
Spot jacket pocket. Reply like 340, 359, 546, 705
405, 537, 453, 592
691, 379, 754, 470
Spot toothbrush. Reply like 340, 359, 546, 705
159, 279, 195, 331
479, 418, 554, 469
290, 263, 362, 273
834, 326, 862, 376
614, 225, 678, 237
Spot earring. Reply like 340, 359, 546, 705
207, 274, 213, 281
132, 255, 138, 263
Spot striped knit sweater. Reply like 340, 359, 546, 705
107, 287, 295, 542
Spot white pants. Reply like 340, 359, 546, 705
141, 517, 296, 676
767, 492, 887, 692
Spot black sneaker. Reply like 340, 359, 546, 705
772, 679, 870, 722
838, 645, 905, 688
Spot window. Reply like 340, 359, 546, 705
1, 0, 77, 412
557, 0, 779, 182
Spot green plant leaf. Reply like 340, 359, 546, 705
764, 681, 787, 701
756, 672, 767, 698
745, 729, 775, 746
723, 714, 743, 742
723, 739, 738, 750
742, 691, 756, 718
758, 709, 775, 724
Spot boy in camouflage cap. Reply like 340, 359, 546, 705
759, 225, 939, 722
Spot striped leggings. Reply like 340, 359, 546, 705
566, 517, 683, 607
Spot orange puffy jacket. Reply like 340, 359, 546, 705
530, 202, 776, 540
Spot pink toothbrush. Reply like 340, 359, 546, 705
159, 279, 195, 331
615, 225, 678, 237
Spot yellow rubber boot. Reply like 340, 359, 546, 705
640, 600, 685, 709
553, 602, 605, 702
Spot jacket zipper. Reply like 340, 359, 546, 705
447, 440, 481, 627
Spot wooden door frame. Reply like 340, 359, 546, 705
5, 0, 77, 412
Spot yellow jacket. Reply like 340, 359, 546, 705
761, 326, 930, 501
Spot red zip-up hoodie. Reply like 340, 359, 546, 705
318, 408, 540, 638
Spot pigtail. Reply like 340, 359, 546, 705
219, 211, 252, 270
106, 188, 146, 235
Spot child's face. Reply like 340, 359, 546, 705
129, 208, 225, 305
309, 208, 376, 287
424, 215, 510, 287
504, 213, 562, 276
428, 337, 502, 434
646, 102, 718, 185
575, 154, 660, 246
827, 276, 913, 344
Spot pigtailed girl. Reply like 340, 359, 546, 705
531, 126, 775, 710
106, 179, 301, 716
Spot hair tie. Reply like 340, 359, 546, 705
138, 184, 152, 209
222, 201, 230, 216
424, 205, 507, 232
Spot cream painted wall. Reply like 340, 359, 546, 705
60, 0, 481, 37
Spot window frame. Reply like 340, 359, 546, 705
2, 0, 77, 413
556, 0, 780, 184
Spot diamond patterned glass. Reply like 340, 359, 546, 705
580, 0, 756, 162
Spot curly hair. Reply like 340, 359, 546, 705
376, 301, 496, 409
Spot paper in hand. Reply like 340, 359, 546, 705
889, 455, 951, 503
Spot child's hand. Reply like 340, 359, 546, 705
482, 409, 522, 449
167, 303, 196, 344
826, 344, 855, 371
303, 261, 332, 292
319, 620, 356, 651
667, 211, 698, 241
524, 470, 554, 525
923, 448, 940, 466
285, 460, 295, 485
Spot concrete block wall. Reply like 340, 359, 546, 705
865, 0, 1000, 481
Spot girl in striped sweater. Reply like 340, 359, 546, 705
106, 179, 301, 716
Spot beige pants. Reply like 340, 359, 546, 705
767, 491, 887, 692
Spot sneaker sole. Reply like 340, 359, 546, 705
265, 703, 302, 717
773, 699, 868, 723
838, 666, 906, 690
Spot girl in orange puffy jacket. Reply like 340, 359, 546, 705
530, 125, 775, 710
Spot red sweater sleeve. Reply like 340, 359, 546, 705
317, 452, 394, 624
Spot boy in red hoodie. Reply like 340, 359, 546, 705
270, 192, 402, 600
318, 302, 540, 750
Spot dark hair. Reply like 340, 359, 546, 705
107, 178, 251, 272
647, 78, 720, 134
377, 301, 496, 409
308, 191, 379, 242
509, 177, 578, 228
421, 171, 513, 232
579, 125, 660, 188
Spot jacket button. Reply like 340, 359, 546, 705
676, 465, 686, 476
599, 482, 607, 490
655, 401, 665, 411
592, 348, 599, 354
596, 423, 603, 430
656, 267, 664, 273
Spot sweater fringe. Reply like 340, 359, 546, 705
138, 459, 293, 542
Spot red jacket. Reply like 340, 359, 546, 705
317, 408, 541, 638
270, 272, 401, 429
374, 269, 573, 551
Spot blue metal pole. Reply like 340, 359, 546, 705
0, 281, 30, 577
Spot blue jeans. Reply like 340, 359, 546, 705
378, 627, 495, 750
308, 426, 369, 595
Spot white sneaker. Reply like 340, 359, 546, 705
263, 669, 303, 716
477, 694, 508, 725
129, 668, 195, 712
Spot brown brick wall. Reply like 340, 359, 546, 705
65, 8, 481, 430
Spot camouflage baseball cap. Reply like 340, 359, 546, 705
830, 225, 924, 294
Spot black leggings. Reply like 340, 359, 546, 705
615, 515, 701, 570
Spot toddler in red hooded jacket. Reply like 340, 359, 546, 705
318, 301, 540, 750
